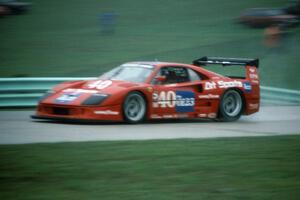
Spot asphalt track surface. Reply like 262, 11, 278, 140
0, 106, 299, 144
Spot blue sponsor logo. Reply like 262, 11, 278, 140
55, 93, 81, 104
243, 82, 252, 93
175, 91, 195, 113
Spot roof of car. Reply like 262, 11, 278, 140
124, 61, 192, 68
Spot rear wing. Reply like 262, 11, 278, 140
193, 57, 259, 68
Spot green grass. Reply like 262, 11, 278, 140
0, 0, 300, 89
1, 135, 300, 200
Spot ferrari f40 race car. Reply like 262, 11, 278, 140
32, 57, 260, 123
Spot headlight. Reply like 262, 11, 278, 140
82, 94, 109, 105
39, 90, 55, 102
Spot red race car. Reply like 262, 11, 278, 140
32, 57, 260, 123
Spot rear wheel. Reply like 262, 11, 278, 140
218, 89, 243, 122
123, 92, 146, 124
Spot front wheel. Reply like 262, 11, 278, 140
218, 89, 243, 122
123, 92, 147, 124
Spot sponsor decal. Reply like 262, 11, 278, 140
87, 80, 112, 90
152, 90, 195, 112
63, 88, 98, 94
208, 113, 217, 118
204, 81, 243, 90
150, 114, 162, 119
147, 87, 153, 93
218, 80, 243, 88
249, 103, 259, 110
163, 114, 175, 119
204, 82, 217, 90
198, 94, 220, 99
151, 114, 188, 119
249, 68, 256, 73
94, 110, 119, 115
55, 93, 81, 104
122, 63, 154, 69
251, 79, 259, 84
243, 82, 252, 93
249, 73, 258, 79
175, 91, 195, 112
198, 113, 207, 118
248, 67, 259, 81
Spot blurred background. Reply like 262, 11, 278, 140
0, 0, 299, 90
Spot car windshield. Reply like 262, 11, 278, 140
100, 63, 154, 83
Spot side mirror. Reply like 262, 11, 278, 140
155, 75, 166, 82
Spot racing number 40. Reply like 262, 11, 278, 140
88, 80, 112, 90
153, 91, 176, 108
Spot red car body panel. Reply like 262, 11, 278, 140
33, 60, 260, 122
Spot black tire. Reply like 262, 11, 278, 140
218, 89, 243, 122
123, 92, 147, 124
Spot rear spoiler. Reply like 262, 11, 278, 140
193, 57, 259, 68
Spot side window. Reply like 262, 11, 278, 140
187, 68, 202, 82
156, 66, 189, 84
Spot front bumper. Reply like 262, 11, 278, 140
32, 104, 123, 122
